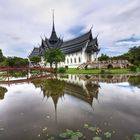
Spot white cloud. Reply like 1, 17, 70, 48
0, 0, 140, 57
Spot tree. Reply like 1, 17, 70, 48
128, 46, 140, 66
6, 57, 29, 67
98, 53, 109, 61
44, 48, 65, 70
128, 75, 140, 88
0, 49, 5, 63
30, 56, 41, 66
110, 46, 140, 66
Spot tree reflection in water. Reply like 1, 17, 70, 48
0, 86, 7, 100
128, 75, 140, 88
32, 78, 65, 121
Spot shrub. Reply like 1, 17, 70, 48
100, 69, 105, 74
129, 65, 138, 72
58, 67, 66, 73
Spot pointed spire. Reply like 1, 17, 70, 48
52, 9, 55, 32
51, 95, 59, 123
49, 9, 59, 44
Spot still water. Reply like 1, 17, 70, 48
0, 74, 140, 140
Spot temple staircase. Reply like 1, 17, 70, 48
77, 62, 91, 69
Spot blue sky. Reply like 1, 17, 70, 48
0, 0, 140, 58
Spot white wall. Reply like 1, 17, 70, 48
62, 51, 83, 68
92, 52, 97, 61
40, 49, 98, 68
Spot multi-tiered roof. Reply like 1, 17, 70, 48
29, 14, 100, 58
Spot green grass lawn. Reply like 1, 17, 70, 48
66, 68, 132, 74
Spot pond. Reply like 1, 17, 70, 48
0, 74, 140, 140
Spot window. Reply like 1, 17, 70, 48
67, 58, 69, 64
74, 58, 76, 63
71, 58, 72, 63
79, 57, 81, 63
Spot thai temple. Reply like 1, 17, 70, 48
29, 13, 100, 68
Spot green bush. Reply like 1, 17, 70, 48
0, 60, 8, 66
130, 65, 138, 72
100, 69, 105, 74
58, 67, 66, 73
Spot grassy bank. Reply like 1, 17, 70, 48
66, 68, 137, 74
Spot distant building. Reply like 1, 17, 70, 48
29, 13, 100, 68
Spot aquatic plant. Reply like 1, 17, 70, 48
47, 136, 55, 140
93, 136, 102, 140
88, 126, 97, 132
59, 129, 83, 140
84, 124, 89, 128
39, 123, 140, 140
84, 124, 97, 132
132, 133, 140, 140
104, 132, 112, 138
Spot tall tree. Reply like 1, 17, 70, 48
44, 48, 65, 70
128, 46, 140, 66
0, 49, 5, 62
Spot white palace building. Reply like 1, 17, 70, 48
29, 15, 100, 68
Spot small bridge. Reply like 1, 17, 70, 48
0, 66, 55, 84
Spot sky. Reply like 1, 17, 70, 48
0, 0, 140, 58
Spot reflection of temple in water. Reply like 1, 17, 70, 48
31, 74, 139, 122
32, 74, 132, 110
79, 74, 130, 83
24, 74, 140, 123
61, 75, 99, 106
31, 75, 100, 110
31, 75, 100, 122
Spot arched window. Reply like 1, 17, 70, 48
79, 57, 81, 63
74, 58, 76, 63
71, 58, 72, 63
67, 58, 69, 64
